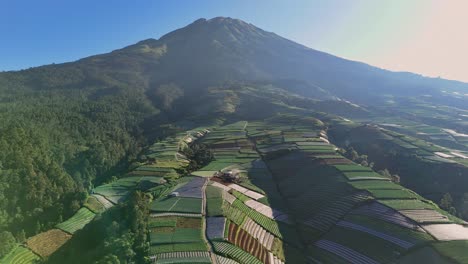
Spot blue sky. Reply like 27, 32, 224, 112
1, 0, 467, 82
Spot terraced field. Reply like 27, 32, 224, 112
55, 208, 96, 234
0, 246, 40, 264
5, 120, 468, 263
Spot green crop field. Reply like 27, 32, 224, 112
149, 242, 208, 254
149, 218, 177, 228
56, 207, 96, 234
191, 170, 217, 177
151, 228, 203, 244
206, 186, 224, 216
0, 246, 40, 264
432, 240, 468, 264
367, 189, 420, 200
212, 242, 262, 264
379, 199, 435, 210
83, 195, 105, 213
342, 171, 386, 179
322, 226, 404, 263
350, 180, 403, 190
151, 197, 202, 214
344, 215, 433, 244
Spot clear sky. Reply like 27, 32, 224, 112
1, 0, 467, 82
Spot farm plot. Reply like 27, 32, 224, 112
56, 207, 96, 234
91, 194, 114, 209
206, 217, 226, 240
173, 177, 206, 198
26, 229, 71, 258
0, 246, 40, 264
138, 176, 167, 191
150, 216, 207, 254
423, 224, 468, 240
342, 171, 389, 181
215, 254, 240, 264
200, 162, 236, 171
317, 226, 404, 263
332, 165, 388, 181
349, 180, 403, 191
241, 218, 275, 250
432, 240, 468, 264
336, 221, 414, 249
191, 170, 217, 177
313, 240, 379, 264
212, 241, 262, 264
206, 186, 224, 216
93, 177, 141, 204
84, 195, 105, 213
399, 209, 451, 224
151, 228, 203, 244
301, 191, 370, 232
379, 199, 435, 210
366, 189, 420, 200
227, 222, 269, 263
398, 245, 453, 264
257, 144, 297, 154
344, 214, 432, 244
153, 251, 211, 264
244, 199, 289, 222
350, 201, 422, 230
148, 216, 206, 252
150, 243, 207, 255
229, 184, 265, 200
151, 197, 202, 214
307, 244, 351, 264
229, 199, 300, 243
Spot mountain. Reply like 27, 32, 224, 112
2, 17, 468, 264
8, 17, 468, 105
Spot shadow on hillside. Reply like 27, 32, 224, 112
46, 206, 126, 264
245, 156, 308, 263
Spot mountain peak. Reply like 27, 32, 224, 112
192, 16, 250, 25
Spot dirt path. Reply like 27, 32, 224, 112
201, 178, 218, 264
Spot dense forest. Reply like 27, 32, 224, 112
0, 67, 160, 249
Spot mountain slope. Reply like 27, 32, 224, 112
2, 16, 468, 263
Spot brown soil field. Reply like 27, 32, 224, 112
26, 229, 71, 258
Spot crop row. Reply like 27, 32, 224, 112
212, 241, 262, 264
227, 222, 269, 263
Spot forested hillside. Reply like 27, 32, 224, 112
0, 69, 158, 241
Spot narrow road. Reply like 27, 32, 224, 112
201, 178, 218, 264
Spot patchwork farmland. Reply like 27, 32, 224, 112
0, 128, 210, 264
3, 118, 468, 264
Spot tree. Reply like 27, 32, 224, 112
459, 193, 468, 219
440, 193, 454, 211
181, 143, 213, 172
0, 231, 16, 258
